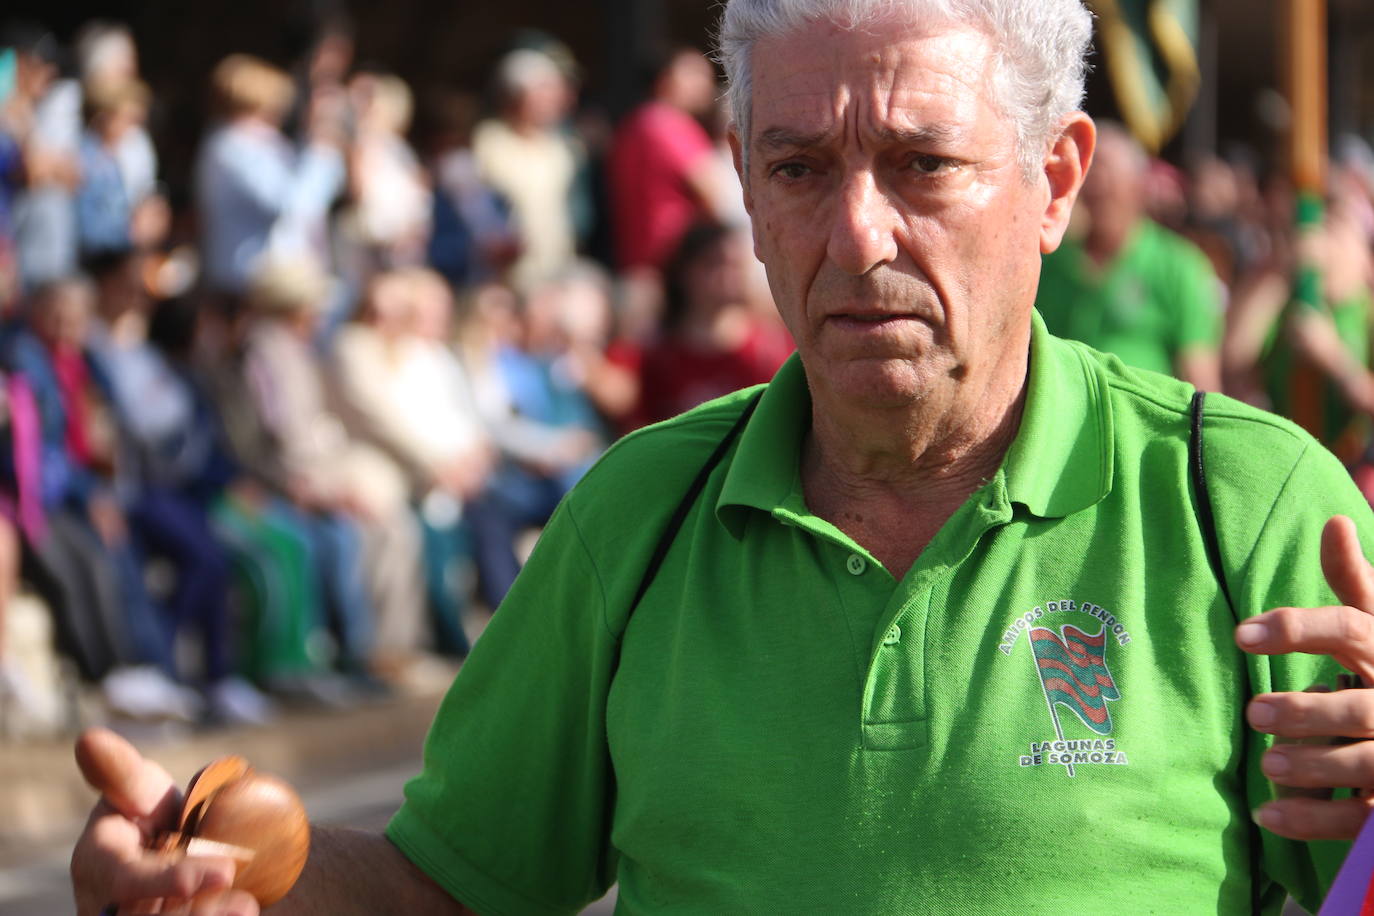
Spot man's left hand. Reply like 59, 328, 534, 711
1237, 514, 1374, 840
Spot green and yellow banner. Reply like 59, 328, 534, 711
1088, 0, 1200, 153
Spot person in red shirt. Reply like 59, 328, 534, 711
638, 221, 793, 424
608, 48, 725, 270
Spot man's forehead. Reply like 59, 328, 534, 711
747, 22, 995, 142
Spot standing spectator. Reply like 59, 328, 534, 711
607, 47, 724, 271
75, 80, 148, 258
472, 49, 577, 292
73, 21, 168, 253
344, 73, 431, 269
1035, 122, 1223, 390
194, 54, 344, 297
4, 26, 81, 290
425, 92, 519, 288
73, 23, 156, 207
638, 223, 793, 424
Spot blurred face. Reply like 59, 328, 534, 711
515, 73, 569, 129
34, 283, 93, 349
686, 234, 751, 314
665, 51, 717, 117
738, 20, 1057, 410
367, 274, 414, 335
1078, 132, 1145, 243
410, 278, 455, 341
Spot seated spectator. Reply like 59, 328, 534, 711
637, 222, 793, 424
232, 258, 429, 684
146, 295, 350, 707
455, 275, 607, 607
329, 268, 493, 653
83, 252, 274, 724
0, 380, 66, 737
3, 276, 203, 721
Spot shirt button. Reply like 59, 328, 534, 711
846, 554, 866, 576
883, 624, 901, 647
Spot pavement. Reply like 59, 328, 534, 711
0, 663, 620, 914
0, 685, 447, 914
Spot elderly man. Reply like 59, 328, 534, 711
72, 0, 1374, 913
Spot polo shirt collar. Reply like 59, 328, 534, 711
716, 311, 1113, 530
1003, 311, 1114, 517
717, 353, 811, 533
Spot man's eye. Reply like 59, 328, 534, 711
910, 155, 953, 175
771, 162, 811, 180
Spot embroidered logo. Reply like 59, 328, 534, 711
1000, 601, 1131, 776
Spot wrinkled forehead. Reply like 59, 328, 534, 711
746, 20, 999, 145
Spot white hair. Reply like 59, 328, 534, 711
717, 0, 1093, 177
494, 49, 563, 103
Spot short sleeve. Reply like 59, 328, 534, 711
386, 499, 619, 915
1216, 427, 1374, 911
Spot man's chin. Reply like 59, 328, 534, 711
805, 356, 947, 410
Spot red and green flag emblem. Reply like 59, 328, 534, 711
1029, 623, 1121, 741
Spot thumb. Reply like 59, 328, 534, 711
1321, 515, 1374, 615
76, 727, 182, 829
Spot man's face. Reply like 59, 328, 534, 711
737, 21, 1055, 410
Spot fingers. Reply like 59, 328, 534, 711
1248, 688, 1374, 740
1254, 795, 1374, 841
1260, 739, 1374, 788
147, 888, 260, 916
73, 802, 238, 916
109, 855, 238, 906
75, 728, 182, 829
1323, 515, 1374, 615
1235, 606, 1374, 682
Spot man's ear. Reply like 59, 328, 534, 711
1040, 113, 1095, 254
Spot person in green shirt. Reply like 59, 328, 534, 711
1036, 123, 1224, 391
70, 1, 1374, 913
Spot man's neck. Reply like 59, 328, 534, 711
800, 349, 1029, 577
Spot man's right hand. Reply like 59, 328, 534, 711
70, 728, 257, 916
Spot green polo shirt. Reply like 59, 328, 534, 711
388, 314, 1368, 914
1036, 218, 1222, 377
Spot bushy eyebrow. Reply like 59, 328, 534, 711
753, 122, 962, 155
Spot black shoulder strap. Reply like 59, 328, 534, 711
627, 390, 765, 616
1190, 390, 1264, 916
1189, 390, 1236, 613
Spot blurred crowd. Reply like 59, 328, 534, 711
0, 20, 792, 738
2, 15, 1374, 745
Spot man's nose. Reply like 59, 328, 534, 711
826, 171, 900, 275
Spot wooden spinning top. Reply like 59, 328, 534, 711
158, 756, 311, 906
